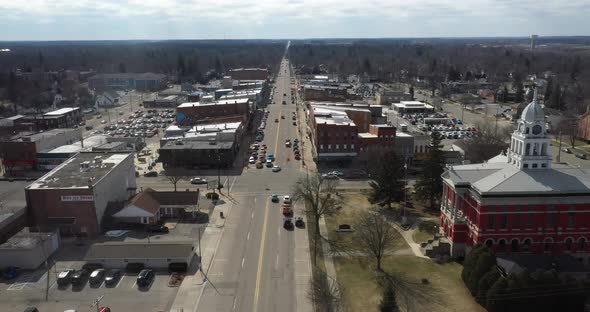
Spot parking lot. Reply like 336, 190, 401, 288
88, 109, 176, 139
0, 237, 182, 312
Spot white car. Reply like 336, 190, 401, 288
101, 120, 107, 124
283, 195, 291, 203
249, 156, 256, 164
272, 165, 281, 172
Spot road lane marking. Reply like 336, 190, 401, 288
275, 253, 279, 268
247, 232, 251, 240
242, 257, 246, 268
251, 212, 254, 219
233, 295, 238, 311
252, 194, 271, 311
273, 108, 282, 160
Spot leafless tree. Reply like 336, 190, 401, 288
460, 119, 511, 163
292, 173, 341, 266
308, 271, 343, 312
354, 208, 398, 271
164, 170, 189, 192
556, 115, 580, 149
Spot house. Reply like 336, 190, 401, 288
95, 90, 123, 108
439, 89, 590, 262
110, 188, 199, 224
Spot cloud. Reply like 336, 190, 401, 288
0, 0, 588, 39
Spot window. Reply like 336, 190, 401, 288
320, 144, 324, 150
523, 163, 529, 169
523, 239, 532, 252
526, 207, 534, 228
487, 209, 495, 229
335, 144, 339, 150
547, 211, 555, 227
498, 239, 506, 252
568, 212, 576, 228
351, 144, 354, 149
544, 239, 552, 252
513, 209, 521, 228
525, 143, 530, 154
565, 238, 573, 251
541, 163, 547, 168
327, 144, 331, 149
578, 238, 586, 251
485, 239, 493, 248
510, 239, 519, 252
343, 144, 347, 150
532, 163, 538, 168
500, 210, 508, 229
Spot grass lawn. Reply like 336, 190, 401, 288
413, 219, 440, 244
325, 191, 406, 252
335, 256, 485, 312
413, 228, 434, 244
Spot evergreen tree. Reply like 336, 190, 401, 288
368, 151, 406, 209
548, 83, 562, 110
177, 53, 186, 75
409, 85, 415, 100
476, 269, 501, 305
544, 77, 553, 101
514, 80, 524, 103
379, 283, 400, 312
414, 132, 445, 210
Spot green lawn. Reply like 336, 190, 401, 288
335, 256, 486, 312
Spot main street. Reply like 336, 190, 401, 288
194, 51, 313, 312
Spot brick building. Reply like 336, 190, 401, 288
440, 90, 590, 262
25, 152, 136, 237
0, 128, 82, 175
228, 68, 269, 81
20, 107, 82, 131
358, 124, 397, 152
175, 98, 250, 126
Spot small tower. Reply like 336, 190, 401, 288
507, 80, 551, 169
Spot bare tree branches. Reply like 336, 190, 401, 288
308, 271, 343, 312
354, 208, 398, 271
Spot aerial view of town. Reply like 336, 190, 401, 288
0, 1, 589, 312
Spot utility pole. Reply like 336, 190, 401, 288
91, 295, 105, 312
403, 159, 408, 224
557, 131, 563, 163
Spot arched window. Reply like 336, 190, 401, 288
525, 143, 531, 155
541, 143, 547, 156
578, 238, 586, 251
511, 239, 519, 252
523, 239, 532, 252
533, 143, 539, 156
544, 238, 553, 253
485, 239, 494, 248
498, 239, 506, 253
565, 238, 573, 251
526, 127, 530, 134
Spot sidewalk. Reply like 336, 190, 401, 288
169, 197, 235, 312
388, 218, 430, 259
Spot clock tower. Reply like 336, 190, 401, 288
507, 87, 552, 169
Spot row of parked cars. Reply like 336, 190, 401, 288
102, 109, 175, 138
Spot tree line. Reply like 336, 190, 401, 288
462, 244, 588, 312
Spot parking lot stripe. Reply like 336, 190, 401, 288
241, 257, 245, 268
247, 232, 250, 240
115, 274, 125, 288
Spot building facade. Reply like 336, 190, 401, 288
26, 152, 136, 237
440, 90, 590, 263
88, 73, 166, 91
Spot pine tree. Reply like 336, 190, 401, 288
368, 151, 406, 209
379, 283, 400, 312
414, 132, 445, 210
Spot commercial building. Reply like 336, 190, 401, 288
143, 94, 186, 109
440, 92, 590, 261
176, 98, 250, 126
0, 181, 28, 243
218, 89, 263, 108
36, 135, 109, 171
302, 85, 350, 102
309, 105, 359, 162
357, 124, 397, 153
228, 68, 269, 81
84, 240, 195, 269
158, 122, 243, 168
26, 152, 136, 237
20, 107, 82, 130
88, 73, 166, 91
0, 128, 82, 174
0, 227, 60, 270
392, 101, 435, 114
375, 86, 413, 105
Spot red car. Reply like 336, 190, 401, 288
294, 154, 301, 160
282, 207, 293, 216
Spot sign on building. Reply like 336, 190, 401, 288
61, 195, 94, 202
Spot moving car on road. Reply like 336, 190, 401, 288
271, 194, 279, 203
295, 217, 305, 228
283, 218, 293, 230
272, 165, 281, 172
190, 177, 208, 184
266, 159, 273, 168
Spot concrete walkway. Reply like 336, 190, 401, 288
388, 218, 431, 259
169, 197, 234, 312
318, 216, 340, 292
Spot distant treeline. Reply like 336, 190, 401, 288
0, 40, 286, 80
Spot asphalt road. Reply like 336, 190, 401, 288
195, 56, 311, 312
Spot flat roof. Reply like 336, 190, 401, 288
8, 128, 80, 143
44, 107, 80, 116
27, 152, 132, 189
358, 133, 378, 138
0, 180, 28, 224
0, 228, 55, 250
394, 101, 434, 108
190, 122, 241, 133
44, 135, 108, 153
160, 140, 234, 150
85, 241, 194, 260
177, 98, 249, 108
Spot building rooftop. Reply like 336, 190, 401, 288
90, 72, 166, 80
85, 240, 194, 261
160, 140, 234, 150
44, 107, 80, 116
190, 122, 241, 133
0, 227, 55, 250
45, 135, 108, 154
393, 101, 434, 109
27, 152, 133, 190
358, 133, 378, 139
0, 180, 28, 225
177, 98, 249, 108
7, 128, 80, 143
444, 155, 590, 195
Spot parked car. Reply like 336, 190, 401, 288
562, 148, 573, 154
136, 269, 155, 288
266, 159, 273, 168
295, 217, 305, 228
283, 218, 293, 230
71, 269, 89, 286
89, 269, 106, 285
57, 269, 75, 286
271, 194, 279, 202
2, 266, 19, 279
576, 153, 588, 160
104, 270, 122, 287
147, 225, 169, 233
144, 171, 158, 177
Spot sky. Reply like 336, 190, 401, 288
0, 0, 589, 40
